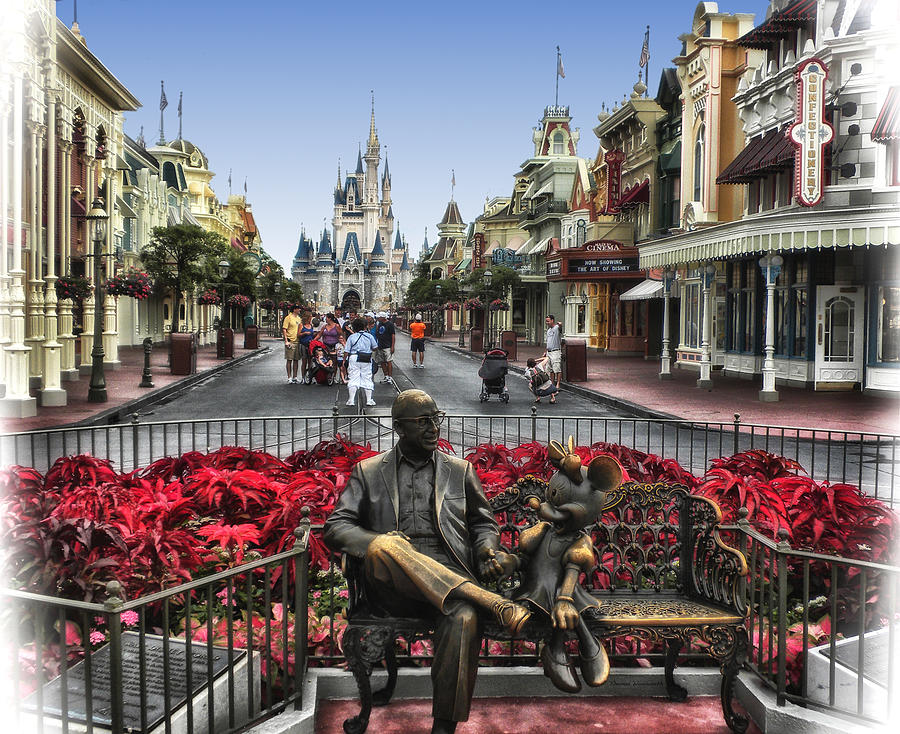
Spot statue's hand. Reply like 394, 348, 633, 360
551, 599, 579, 630
385, 530, 410, 541
478, 548, 518, 580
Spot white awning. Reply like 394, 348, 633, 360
533, 180, 554, 197
167, 205, 180, 226
522, 179, 537, 199
183, 208, 201, 226
514, 237, 533, 254
519, 236, 551, 256
115, 195, 137, 219
619, 279, 663, 300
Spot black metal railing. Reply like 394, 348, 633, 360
2, 413, 897, 504
733, 512, 899, 725
2, 518, 310, 734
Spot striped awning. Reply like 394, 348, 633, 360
619, 278, 663, 301
737, 0, 816, 48
717, 128, 793, 185
514, 237, 534, 254
619, 180, 649, 209
519, 236, 553, 256
872, 87, 900, 143
533, 180, 554, 198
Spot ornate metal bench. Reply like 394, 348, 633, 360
340, 478, 749, 734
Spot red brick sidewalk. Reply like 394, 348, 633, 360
431, 331, 899, 435
3, 337, 270, 433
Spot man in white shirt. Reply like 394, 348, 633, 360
544, 314, 563, 389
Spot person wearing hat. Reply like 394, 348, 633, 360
409, 312, 426, 368
374, 311, 395, 383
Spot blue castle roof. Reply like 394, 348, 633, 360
393, 229, 403, 250
400, 249, 410, 271
341, 231, 362, 263
370, 231, 385, 260
318, 229, 332, 257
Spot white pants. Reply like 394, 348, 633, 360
348, 355, 374, 392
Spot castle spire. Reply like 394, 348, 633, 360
368, 90, 378, 148
336, 158, 342, 190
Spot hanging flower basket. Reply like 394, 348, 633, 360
464, 297, 483, 311
278, 300, 292, 311
444, 302, 461, 311
258, 298, 275, 311
228, 294, 251, 309
489, 298, 510, 312
55, 276, 92, 301
198, 290, 221, 306
105, 270, 153, 300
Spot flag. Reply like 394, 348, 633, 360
243, 178, 247, 194
451, 169, 455, 188
177, 91, 182, 116
159, 81, 168, 111
228, 168, 232, 189
639, 28, 650, 68
557, 52, 565, 79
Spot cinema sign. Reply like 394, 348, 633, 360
789, 58, 834, 207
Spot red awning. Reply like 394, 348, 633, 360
737, 0, 817, 48
230, 236, 247, 252
872, 87, 900, 143
618, 180, 649, 209
717, 128, 793, 185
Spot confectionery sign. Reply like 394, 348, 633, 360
789, 58, 834, 207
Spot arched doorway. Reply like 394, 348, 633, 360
341, 290, 362, 312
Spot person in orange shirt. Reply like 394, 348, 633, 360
409, 312, 427, 368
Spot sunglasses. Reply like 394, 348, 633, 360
397, 411, 446, 428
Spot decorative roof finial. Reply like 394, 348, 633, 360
368, 90, 378, 148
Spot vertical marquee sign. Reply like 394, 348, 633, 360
789, 58, 834, 207
472, 232, 485, 270
604, 150, 626, 213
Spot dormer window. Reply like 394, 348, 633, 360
694, 123, 705, 202
553, 131, 565, 155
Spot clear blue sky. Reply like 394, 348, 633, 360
65, 0, 769, 272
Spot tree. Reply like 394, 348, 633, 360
404, 276, 460, 308
141, 225, 226, 332
461, 266, 521, 301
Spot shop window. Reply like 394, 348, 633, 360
727, 263, 740, 351
741, 266, 756, 352
577, 304, 586, 333
682, 281, 702, 349
877, 286, 900, 362
791, 260, 809, 357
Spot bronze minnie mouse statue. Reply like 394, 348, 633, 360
513, 437, 624, 692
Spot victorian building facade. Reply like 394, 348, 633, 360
291, 109, 410, 312
640, 0, 900, 398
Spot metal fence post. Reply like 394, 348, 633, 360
775, 529, 791, 706
293, 507, 311, 708
104, 580, 127, 734
131, 414, 140, 473
732, 413, 741, 456
531, 404, 537, 443
332, 405, 339, 440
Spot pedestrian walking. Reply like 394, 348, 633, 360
525, 356, 558, 404
298, 311, 315, 381
345, 316, 378, 407
544, 314, 563, 389
409, 312, 426, 368
282, 304, 302, 384
374, 311, 396, 383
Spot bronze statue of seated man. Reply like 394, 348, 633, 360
324, 389, 531, 734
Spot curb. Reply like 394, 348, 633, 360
72, 346, 270, 428
433, 341, 682, 422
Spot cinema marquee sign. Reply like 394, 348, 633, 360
789, 58, 834, 207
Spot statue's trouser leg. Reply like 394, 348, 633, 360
364, 535, 483, 722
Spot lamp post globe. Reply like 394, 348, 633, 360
85, 198, 109, 402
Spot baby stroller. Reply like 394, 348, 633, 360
305, 339, 337, 385
477, 348, 510, 403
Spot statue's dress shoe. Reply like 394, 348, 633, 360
580, 638, 610, 687
541, 641, 581, 693
490, 599, 531, 635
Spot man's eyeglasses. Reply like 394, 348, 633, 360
398, 411, 446, 428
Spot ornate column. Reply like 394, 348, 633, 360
58, 139, 78, 381
759, 253, 783, 402
696, 263, 715, 390
79, 149, 95, 374
42, 89, 65, 405
102, 160, 120, 369
659, 267, 674, 380
26, 119, 46, 386
0, 77, 11, 396
0, 69, 37, 417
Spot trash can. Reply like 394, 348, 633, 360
500, 330, 517, 361
470, 329, 484, 353
425, 322, 433, 337
564, 338, 587, 382
243, 324, 259, 350
170, 332, 197, 375
217, 327, 234, 359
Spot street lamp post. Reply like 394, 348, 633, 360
483, 269, 493, 350
217, 259, 235, 359
659, 268, 675, 380
458, 287, 468, 348
86, 198, 109, 402
434, 284, 443, 338
758, 253, 784, 402
697, 263, 716, 389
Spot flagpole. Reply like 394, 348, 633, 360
555, 46, 560, 107
646, 26, 650, 98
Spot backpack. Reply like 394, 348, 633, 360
531, 367, 551, 389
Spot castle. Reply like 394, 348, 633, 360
291, 105, 411, 312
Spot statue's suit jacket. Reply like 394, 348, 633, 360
323, 446, 500, 579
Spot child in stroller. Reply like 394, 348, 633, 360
305, 339, 337, 385
477, 348, 510, 403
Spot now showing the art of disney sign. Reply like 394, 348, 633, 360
790, 57, 834, 207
